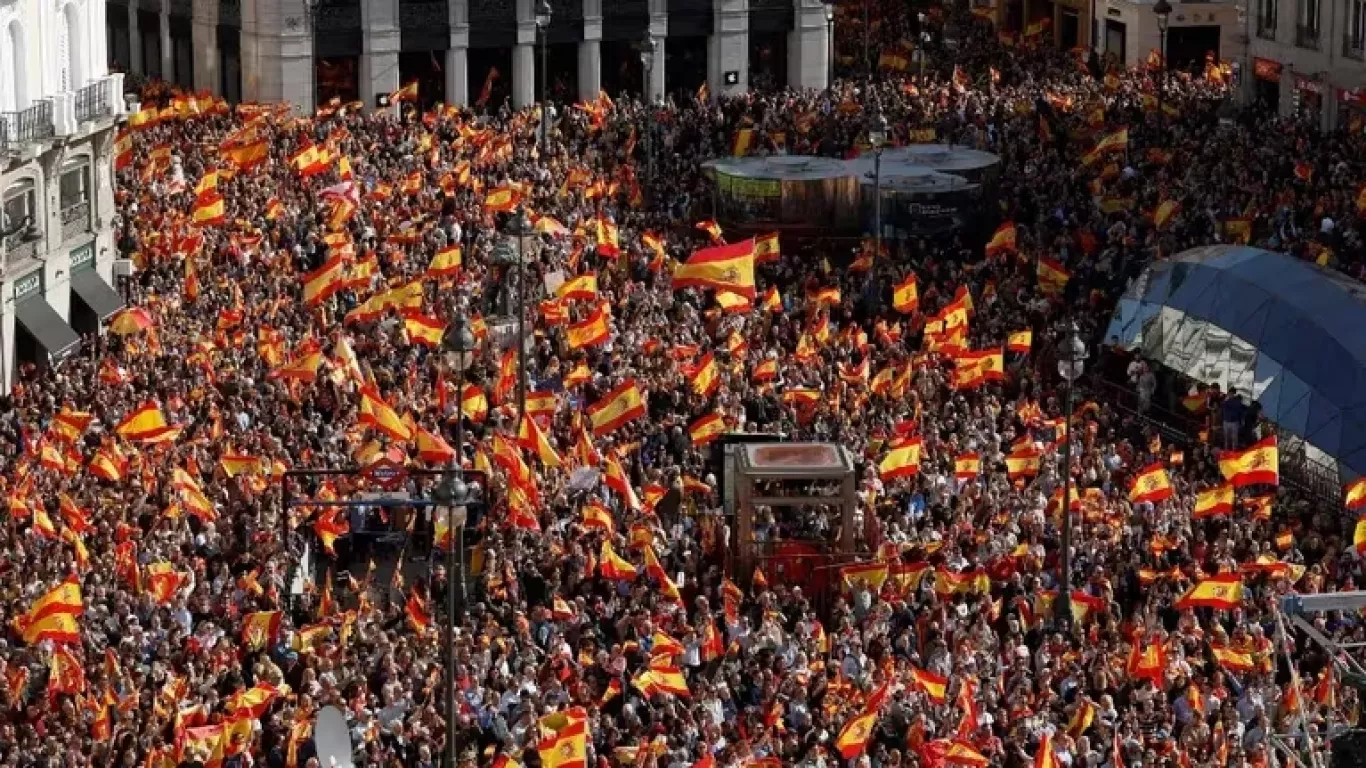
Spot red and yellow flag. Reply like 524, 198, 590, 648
911, 667, 948, 704
879, 437, 923, 480
565, 307, 611, 350
1175, 574, 1243, 611
835, 710, 878, 760
688, 413, 727, 445
1218, 436, 1278, 487
1128, 463, 1173, 504
985, 222, 1017, 256
672, 240, 756, 298
586, 379, 646, 436
1193, 484, 1234, 518
893, 274, 919, 314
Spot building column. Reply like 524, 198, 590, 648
129, 4, 143, 75
579, 0, 603, 101
709, 0, 748, 96
789, 0, 828, 90
241, 0, 314, 113
193, 0, 221, 94
160, 0, 175, 81
446, 0, 470, 105
512, 0, 536, 108
361, 0, 400, 109
647, 0, 667, 102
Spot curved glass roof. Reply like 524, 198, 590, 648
1105, 245, 1366, 479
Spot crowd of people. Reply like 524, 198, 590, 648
3, 1, 1366, 767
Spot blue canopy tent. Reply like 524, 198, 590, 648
1105, 245, 1366, 482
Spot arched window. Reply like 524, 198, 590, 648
62, 3, 87, 91
7, 21, 28, 110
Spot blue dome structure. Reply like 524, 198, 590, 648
1105, 245, 1366, 480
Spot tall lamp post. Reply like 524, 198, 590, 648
640, 35, 658, 192
438, 316, 476, 768
916, 14, 930, 82
824, 2, 835, 92
1055, 320, 1088, 630
536, 0, 552, 149
868, 109, 888, 259
1154, 0, 1172, 120
863, 0, 872, 91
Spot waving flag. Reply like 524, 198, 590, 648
1128, 463, 1173, 504
673, 240, 756, 298
1175, 574, 1243, 611
1218, 436, 1278, 487
587, 379, 646, 435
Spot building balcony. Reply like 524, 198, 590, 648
1345, 36, 1365, 60
0, 102, 55, 153
60, 201, 91, 242
1296, 24, 1321, 49
74, 79, 114, 124
4, 236, 40, 268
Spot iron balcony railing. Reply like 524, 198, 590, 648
74, 79, 113, 123
60, 201, 91, 242
0, 102, 55, 147
5, 237, 38, 266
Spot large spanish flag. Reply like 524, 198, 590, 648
587, 379, 646, 435
23, 611, 81, 646
689, 413, 727, 445
1005, 447, 1041, 479
402, 312, 446, 347
1212, 646, 1256, 674
115, 402, 170, 441
985, 221, 1017, 256
672, 240, 756, 298
302, 255, 346, 306
359, 386, 413, 441
879, 437, 923, 480
1345, 478, 1366, 510
24, 578, 82, 626
599, 541, 638, 581
565, 307, 610, 350
835, 710, 879, 760
1193, 484, 1234, 518
893, 274, 919, 313
911, 667, 948, 704
753, 232, 780, 263
1218, 436, 1278, 487
558, 273, 599, 302
427, 244, 462, 277
1128, 463, 1173, 504
1174, 574, 1243, 611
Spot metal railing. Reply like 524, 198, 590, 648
1345, 36, 1366, 59
0, 102, 55, 147
74, 79, 113, 123
60, 201, 91, 242
1257, 17, 1278, 38
5, 237, 38, 265
1297, 24, 1322, 48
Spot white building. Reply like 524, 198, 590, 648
105, 0, 833, 115
1, 0, 128, 393
1245, 0, 1366, 130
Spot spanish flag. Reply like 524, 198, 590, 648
689, 413, 727, 445
753, 232, 780, 263
1095, 126, 1129, 153
893, 274, 919, 313
1212, 646, 1256, 674
985, 222, 1017, 256
1128, 463, 1173, 504
955, 452, 981, 480
558, 273, 599, 302
461, 385, 489, 422
911, 667, 948, 704
715, 292, 752, 313
1154, 199, 1182, 229
1034, 731, 1059, 768
645, 665, 691, 697
672, 240, 756, 298
428, 244, 462, 277
223, 139, 269, 170
415, 427, 457, 465
565, 307, 610, 350
1174, 574, 1243, 611
1218, 436, 1278, 487
227, 684, 283, 720
1193, 484, 1234, 518
879, 437, 923, 480
402, 312, 446, 347
600, 541, 638, 581
1006, 447, 1041, 479
834, 710, 879, 760
241, 610, 282, 651
406, 588, 432, 633
289, 144, 330, 176
190, 190, 226, 226
1007, 330, 1032, 354
359, 386, 413, 441
695, 219, 724, 244
537, 713, 589, 768
586, 379, 646, 435
1037, 256, 1070, 296
732, 128, 754, 157
526, 390, 557, 418
302, 255, 346, 306
115, 402, 171, 442
390, 80, 419, 103
1345, 477, 1366, 510
689, 352, 721, 397
484, 185, 520, 213
582, 501, 614, 534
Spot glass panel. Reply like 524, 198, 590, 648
1302, 394, 1342, 457
1251, 354, 1283, 413
1274, 369, 1312, 435
1226, 332, 1260, 397
1255, 300, 1304, 363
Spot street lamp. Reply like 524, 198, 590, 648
536, 0, 552, 150
862, 0, 872, 91
1054, 319, 1088, 631
1154, 0, 1172, 119
641, 35, 658, 193
824, 3, 835, 92
868, 109, 888, 260
917, 14, 930, 82
438, 314, 476, 768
